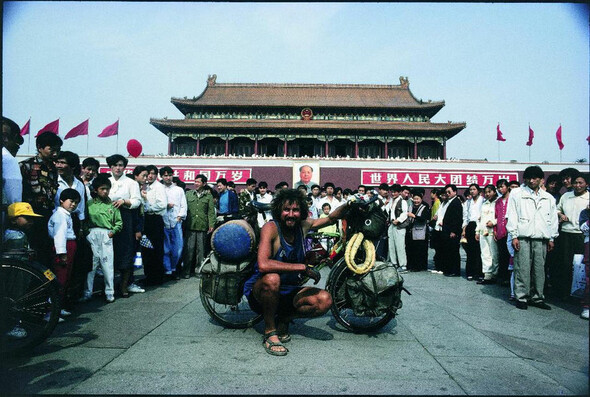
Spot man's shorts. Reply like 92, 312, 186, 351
246, 287, 303, 316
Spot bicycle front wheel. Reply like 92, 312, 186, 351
199, 278, 263, 329
0, 257, 61, 355
326, 260, 394, 333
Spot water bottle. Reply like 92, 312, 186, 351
133, 252, 143, 269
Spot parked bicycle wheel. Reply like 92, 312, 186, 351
326, 259, 394, 333
0, 257, 60, 355
199, 278, 262, 329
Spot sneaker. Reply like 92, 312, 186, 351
45, 313, 65, 323
128, 283, 145, 293
105, 294, 115, 303
60, 309, 72, 317
164, 270, 172, 275
6, 325, 27, 339
581, 308, 589, 320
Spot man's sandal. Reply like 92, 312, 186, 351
278, 334, 291, 343
263, 331, 289, 356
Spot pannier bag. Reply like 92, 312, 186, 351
350, 200, 388, 240
345, 261, 404, 317
200, 253, 254, 305
211, 219, 256, 263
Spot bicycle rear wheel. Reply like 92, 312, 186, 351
0, 257, 61, 355
326, 260, 394, 333
199, 278, 262, 329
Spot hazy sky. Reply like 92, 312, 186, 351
3, 2, 589, 163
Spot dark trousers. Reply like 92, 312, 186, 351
464, 221, 482, 278
496, 236, 510, 282
27, 214, 53, 268
142, 214, 165, 285
441, 233, 461, 275
552, 232, 585, 298
431, 230, 443, 271
407, 238, 429, 271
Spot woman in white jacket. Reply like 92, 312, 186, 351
476, 185, 498, 284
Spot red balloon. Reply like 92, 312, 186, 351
127, 139, 142, 158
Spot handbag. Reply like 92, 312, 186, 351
571, 254, 586, 298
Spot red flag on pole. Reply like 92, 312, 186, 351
98, 120, 119, 138
36, 119, 59, 137
496, 123, 506, 141
556, 125, 564, 150
20, 118, 30, 136
526, 126, 534, 146
64, 119, 89, 140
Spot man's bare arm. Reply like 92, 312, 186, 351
306, 201, 350, 231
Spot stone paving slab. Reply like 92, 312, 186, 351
71, 370, 467, 395
435, 356, 576, 395
0, 347, 124, 395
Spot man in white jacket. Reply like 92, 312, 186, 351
506, 166, 558, 310
160, 166, 187, 279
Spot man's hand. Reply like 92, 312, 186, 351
304, 265, 321, 285
450, 232, 457, 239
108, 231, 114, 238
475, 233, 480, 241
512, 238, 520, 252
113, 198, 125, 209
168, 203, 175, 209
135, 231, 142, 241
547, 241, 555, 252
486, 221, 493, 228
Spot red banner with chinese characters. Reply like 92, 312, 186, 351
99, 167, 252, 183
361, 170, 519, 188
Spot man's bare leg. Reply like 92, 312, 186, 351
276, 287, 333, 340
252, 273, 287, 354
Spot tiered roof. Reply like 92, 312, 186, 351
171, 75, 445, 118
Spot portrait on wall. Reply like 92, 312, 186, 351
293, 162, 320, 192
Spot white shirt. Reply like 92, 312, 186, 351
318, 196, 343, 214
2, 147, 22, 205
48, 206, 76, 254
557, 190, 590, 234
143, 179, 167, 216
434, 200, 450, 231
163, 183, 187, 228
256, 193, 273, 228
55, 175, 86, 221
390, 196, 409, 223
108, 174, 141, 209
462, 195, 483, 228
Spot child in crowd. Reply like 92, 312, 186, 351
81, 175, 123, 303
47, 188, 81, 318
2, 202, 43, 338
3, 202, 42, 251
318, 203, 338, 235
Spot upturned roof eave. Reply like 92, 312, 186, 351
149, 118, 466, 137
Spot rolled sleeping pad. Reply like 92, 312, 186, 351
211, 219, 257, 263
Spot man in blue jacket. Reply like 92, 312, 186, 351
216, 178, 238, 218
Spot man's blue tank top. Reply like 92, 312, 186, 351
243, 220, 306, 297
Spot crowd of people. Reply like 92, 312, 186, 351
2, 117, 589, 343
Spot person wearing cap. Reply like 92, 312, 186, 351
3, 202, 42, 252
2, 117, 24, 209
2, 202, 43, 339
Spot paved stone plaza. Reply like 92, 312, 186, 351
1, 251, 588, 395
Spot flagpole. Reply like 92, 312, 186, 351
27, 120, 31, 155
528, 146, 531, 163
116, 120, 119, 154
497, 141, 500, 161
